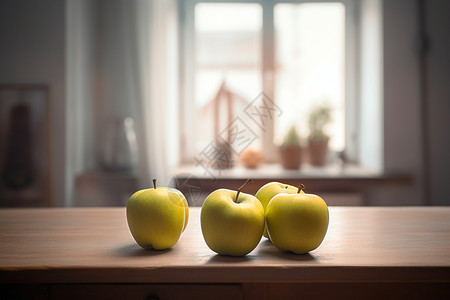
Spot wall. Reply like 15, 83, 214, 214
425, 0, 450, 205
95, 0, 136, 123
373, 0, 450, 206
375, 0, 424, 205
0, 0, 66, 206
66, 0, 97, 206
359, 0, 383, 173
65, 0, 138, 206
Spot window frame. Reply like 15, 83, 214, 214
178, 0, 358, 164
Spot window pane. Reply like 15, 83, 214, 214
194, 3, 262, 152
274, 3, 345, 151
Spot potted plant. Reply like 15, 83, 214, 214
307, 105, 332, 166
279, 126, 304, 170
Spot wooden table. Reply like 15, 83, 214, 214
1, 207, 449, 299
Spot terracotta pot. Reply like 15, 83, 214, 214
308, 138, 329, 166
279, 146, 303, 170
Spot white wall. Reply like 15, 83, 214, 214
0, 0, 66, 206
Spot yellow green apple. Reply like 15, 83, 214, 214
201, 179, 264, 256
255, 182, 300, 238
265, 184, 329, 254
126, 179, 189, 250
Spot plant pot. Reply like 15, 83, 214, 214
308, 138, 329, 166
279, 146, 303, 170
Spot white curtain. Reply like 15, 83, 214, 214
66, 0, 178, 205
124, 0, 179, 188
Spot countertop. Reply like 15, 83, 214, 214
1, 207, 449, 284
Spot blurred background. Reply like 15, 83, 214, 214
0, 0, 449, 207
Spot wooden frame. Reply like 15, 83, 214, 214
0, 84, 51, 207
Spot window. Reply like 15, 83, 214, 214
180, 0, 357, 165
274, 3, 345, 150
194, 3, 263, 150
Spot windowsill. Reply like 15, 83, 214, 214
173, 163, 412, 206
174, 162, 406, 180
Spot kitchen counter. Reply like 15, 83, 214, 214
1, 207, 449, 299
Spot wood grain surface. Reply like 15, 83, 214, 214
0, 207, 449, 284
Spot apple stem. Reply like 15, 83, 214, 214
297, 183, 305, 193
235, 178, 253, 203
153, 179, 157, 189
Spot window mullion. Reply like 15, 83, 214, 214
262, 0, 277, 162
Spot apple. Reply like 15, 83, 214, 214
200, 179, 264, 256
265, 184, 329, 254
255, 182, 300, 238
126, 179, 189, 250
